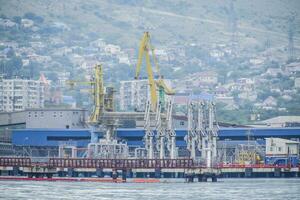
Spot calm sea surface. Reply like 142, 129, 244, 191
0, 178, 300, 200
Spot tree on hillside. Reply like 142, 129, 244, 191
1, 56, 23, 78
12, 16, 22, 24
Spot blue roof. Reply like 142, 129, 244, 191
219, 127, 300, 137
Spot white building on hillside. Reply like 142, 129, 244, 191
0, 78, 44, 112
119, 79, 172, 111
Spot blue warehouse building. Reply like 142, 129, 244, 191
12, 129, 91, 147
12, 127, 300, 148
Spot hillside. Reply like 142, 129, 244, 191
1, 0, 299, 48
0, 0, 300, 124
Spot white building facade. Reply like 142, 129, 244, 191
26, 108, 87, 129
119, 79, 172, 111
0, 78, 44, 112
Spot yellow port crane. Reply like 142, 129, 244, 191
67, 64, 114, 124
135, 32, 175, 111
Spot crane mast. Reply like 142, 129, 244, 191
135, 32, 158, 111
134, 32, 175, 111
67, 64, 105, 124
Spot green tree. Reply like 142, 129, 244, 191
12, 16, 22, 24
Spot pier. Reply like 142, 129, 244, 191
0, 157, 299, 182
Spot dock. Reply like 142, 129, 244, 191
0, 157, 299, 182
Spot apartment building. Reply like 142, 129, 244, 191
119, 78, 172, 111
0, 78, 44, 112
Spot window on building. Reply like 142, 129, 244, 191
278, 147, 281, 152
180, 121, 185, 126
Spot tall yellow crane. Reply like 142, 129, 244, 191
135, 32, 175, 111
68, 64, 108, 124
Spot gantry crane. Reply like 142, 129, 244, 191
134, 32, 177, 159
68, 64, 128, 159
134, 32, 175, 111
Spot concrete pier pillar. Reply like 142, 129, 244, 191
122, 169, 127, 182
211, 175, 217, 182
85, 172, 91, 177
58, 171, 67, 177
171, 172, 176, 178
67, 168, 74, 177
155, 168, 161, 178
132, 172, 137, 178
126, 169, 133, 178
12, 166, 19, 176
146, 172, 150, 178
112, 169, 118, 181
274, 168, 281, 177
96, 168, 104, 177
245, 168, 253, 178
46, 173, 53, 178
197, 174, 203, 182
185, 173, 194, 183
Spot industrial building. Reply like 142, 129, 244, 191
265, 138, 299, 166
25, 108, 87, 129
11, 127, 300, 156
11, 129, 91, 157
259, 116, 300, 127
0, 78, 44, 112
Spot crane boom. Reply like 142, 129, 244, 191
135, 32, 158, 110
134, 32, 175, 111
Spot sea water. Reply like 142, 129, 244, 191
0, 178, 299, 200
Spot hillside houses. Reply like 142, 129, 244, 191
193, 71, 218, 86
230, 78, 255, 92
295, 78, 300, 88
265, 68, 283, 77
0, 19, 17, 28
262, 96, 278, 108
0, 12, 299, 124
284, 62, 300, 76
